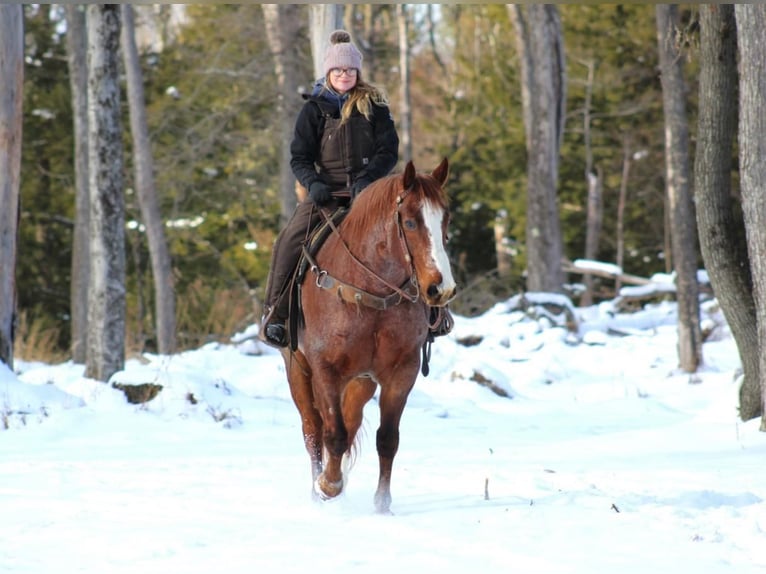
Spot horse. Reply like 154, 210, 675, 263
281, 158, 456, 514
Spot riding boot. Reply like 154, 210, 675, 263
260, 201, 321, 348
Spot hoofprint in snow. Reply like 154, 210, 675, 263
1, 296, 764, 573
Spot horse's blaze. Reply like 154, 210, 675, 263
421, 201, 456, 306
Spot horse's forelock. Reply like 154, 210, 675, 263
417, 173, 449, 210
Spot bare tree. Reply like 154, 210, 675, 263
735, 4, 766, 428
85, 5, 126, 382
121, 4, 176, 355
263, 4, 305, 223
656, 4, 702, 373
396, 4, 412, 164
507, 4, 566, 293
0, 4, 23, 368
65, 4, 90, 364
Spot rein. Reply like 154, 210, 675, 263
306, 186, 421, 310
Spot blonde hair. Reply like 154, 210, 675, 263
324, 74, 390, 124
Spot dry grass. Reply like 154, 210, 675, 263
174, 280, 257, 350
13, 310, 68, 364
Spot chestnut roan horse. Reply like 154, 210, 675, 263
281, 158, 456, 513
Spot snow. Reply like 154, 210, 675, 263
1, 297, 764, 573
573, 258, 623, 277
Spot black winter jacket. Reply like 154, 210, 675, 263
290, 88, 399, 195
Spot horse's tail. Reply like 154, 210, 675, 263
345, 419, 367, 471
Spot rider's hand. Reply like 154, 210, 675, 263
351, 178, 372, 199
308, 181, 333, 206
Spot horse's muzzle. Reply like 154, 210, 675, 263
426, 283, 457, 306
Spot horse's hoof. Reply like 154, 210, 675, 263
314, 473, 344, 500
374, 491, 392, 514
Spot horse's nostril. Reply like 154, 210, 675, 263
427, 284, 440, 298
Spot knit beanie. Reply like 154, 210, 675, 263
323, 30, 363, 76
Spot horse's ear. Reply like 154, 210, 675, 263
403, 160, 417, 190
431, 158, 449, 187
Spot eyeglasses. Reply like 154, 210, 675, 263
330, 68, 358, 78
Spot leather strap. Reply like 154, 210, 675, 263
303, 246, 419, 311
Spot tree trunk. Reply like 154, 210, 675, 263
121, 4, 176, 355
507, 4, 566, 293
0, 4, 23, 368
85, 5, 126, 382
263, 4, 305, 225
615, 136, 632, 294
495, 210, 511, 277
396, 4, 412, 164
695, 5, 759, 422
309, 4, 344, 81
735, 4, 766, 429
580, 59, 601, 306
65, 4, 90, 364
656, 4, 702, 372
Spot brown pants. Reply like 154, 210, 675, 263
263, 199, 343, 322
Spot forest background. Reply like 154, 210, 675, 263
16, 3, 698, 359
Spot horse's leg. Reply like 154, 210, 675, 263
373, 376, 416, 514
283, 350, 323, 484
312, 369, 348, 500
342, 376, 377, 454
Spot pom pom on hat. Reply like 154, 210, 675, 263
323, 29, 363, 76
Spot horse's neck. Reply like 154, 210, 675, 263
333, 213, 411, 291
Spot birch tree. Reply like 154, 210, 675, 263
656, 4, 702, 372
121, 4, 176, 355
65, 4, 90, 364
507, 4, 566, 293
0, 4, 23, 368
735, 4, 766, 428
85, 5, 125, 382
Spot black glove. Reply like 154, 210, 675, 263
308, 181, 332, 206
351, 178, 372, 199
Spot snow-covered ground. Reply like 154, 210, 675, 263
1, 297, 764, 573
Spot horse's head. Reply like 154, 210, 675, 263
397, 159, 457, 307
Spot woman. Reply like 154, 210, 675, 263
260, 30, 399, 348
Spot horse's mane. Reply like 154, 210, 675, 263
343, 171, 449, 239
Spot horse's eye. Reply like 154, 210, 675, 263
404, 219, 416, 230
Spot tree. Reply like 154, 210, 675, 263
85, 5, 125, 382
0, 4, 23, 368
694, 6, 759, 422
263, 4, 306, 224
396, 4, 412, 164
656, 4, 702, 372
734, 4, 766, 428
121, 4, 176, 355
578, 58, 602, 306
309, 5, 344, 80
65, 4, 90, 364
507, 4, 566, 292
